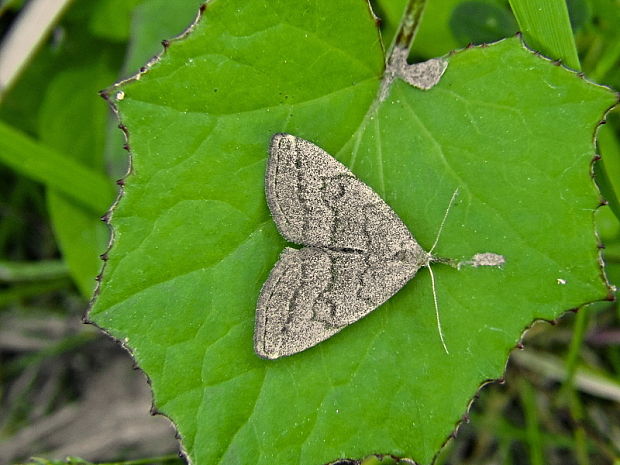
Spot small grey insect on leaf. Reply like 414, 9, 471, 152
254, 133, 462, 360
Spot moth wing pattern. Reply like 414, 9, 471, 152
266, 133, 417, 257
254, 246, 421, 360
254, 134, 433, 359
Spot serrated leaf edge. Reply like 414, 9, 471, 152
85, 4, 620, 464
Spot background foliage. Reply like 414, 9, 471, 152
0, 0, 619, 464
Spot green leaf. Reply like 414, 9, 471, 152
567, 0, 591, 31
88, 0, 142, 42
122, 0, 205, 75
370, 0, 407, 49
597, 123, 620, 218
584, 0, 620, 84
596, 123, 620, 289
403, 0, 461, 57
46, 192, 110, 296
0, 0, 126, 134
89, 1, 616, 464
0, 1, 124, 296
508, 0, 581, 70
372, 0, 517, 60
409, 0, 512, 58
449, 1, 518, 45
105, 0, 207, 179
37, 63, 117, 296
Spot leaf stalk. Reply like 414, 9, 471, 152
389, 0, 427, 59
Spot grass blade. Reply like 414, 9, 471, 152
519, 378, 545, 465
0, 260, 68, 282
508, 0, 581, 70
0, 120, 115, 214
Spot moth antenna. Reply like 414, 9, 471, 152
429, 188, 460, 255
428, 264, 449, 354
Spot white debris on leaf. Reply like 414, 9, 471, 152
380, 46, 448, 100
459, 253, 506, 269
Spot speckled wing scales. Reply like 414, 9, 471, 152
265, 133, 415, 254
255, 134, 428, 359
